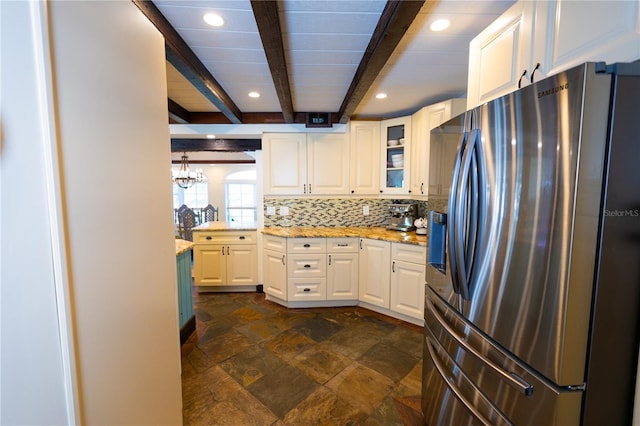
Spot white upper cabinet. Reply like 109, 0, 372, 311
308, 133, 350, 195
533, 0, 640, 78
411, 99, 466, 198
263, 132, 349, 195
262, 133, 307, 195
468, 0, 640, 109
467, 1, 535, 109
380, 116, 412, 195
349, 121, 381, 195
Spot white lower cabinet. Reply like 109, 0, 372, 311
263, 235, 287, 299
263, 234, 424, 325
358, 238, 391, 308
194, 230, 258, 287
327, 238, 359, 300
390, 243, 427, 320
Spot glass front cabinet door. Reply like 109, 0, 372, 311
380, 116, 412, 194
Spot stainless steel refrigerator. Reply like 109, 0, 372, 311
423, 61, 640, 425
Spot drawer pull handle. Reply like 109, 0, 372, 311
303, 243, 311, 248
337, 243, 348, 247
303, 288, 311, 292
206, 236, 212, 240
239, 236, 246, 240
304, 264, 311, 268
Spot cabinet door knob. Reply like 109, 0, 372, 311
303, 288, 311, 292
282, 255, 285, 265
392, 261, 395, 273
227, 246, 230, 255
420, 183, 424, 194
328, 255, 332, 265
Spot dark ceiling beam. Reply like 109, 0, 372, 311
171, 138, 262, 152
187, 112, 339, 125
132, 0, 243, 124
250, 1, 295, 123
337, 0, 426, 123
168, 98, 190, 124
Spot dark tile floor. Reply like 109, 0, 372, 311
181, 291, 425, 425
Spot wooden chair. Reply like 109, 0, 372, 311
202, 204, 219, 223
179, 208, 197, 241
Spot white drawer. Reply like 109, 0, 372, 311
194, 230, 256, 245
327, 237, 358, 253
287, 254, 326, 278
263, 234, 286, 252
288, 278, 327, 301
391, 242, 426, 264
287, 238, 326, 254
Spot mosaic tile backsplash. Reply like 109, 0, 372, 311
264, 197, 430, 228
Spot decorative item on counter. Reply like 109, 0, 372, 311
414, 217, 427, 235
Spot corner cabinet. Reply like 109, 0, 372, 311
349, 121, 381, 195
467, 0, 640, 109
263, 133, 349, 195
411, 99, 466, 198
380, 116, 412, 195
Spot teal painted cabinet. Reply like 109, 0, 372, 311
176, 249, 195, 344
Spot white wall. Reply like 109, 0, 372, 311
1, 1, 183, 424
1, 2, 71, 423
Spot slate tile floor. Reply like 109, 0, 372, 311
181, 291, 425, 425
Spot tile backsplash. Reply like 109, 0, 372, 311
264, 197, 429, 228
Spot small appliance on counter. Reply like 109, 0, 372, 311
386, 202, 418, 231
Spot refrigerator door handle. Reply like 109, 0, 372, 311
448, 129, 469, 296
426, 292, 534, 396
454, 128, 481, 299
460, 129, 488, 299
426, 337, 514, 426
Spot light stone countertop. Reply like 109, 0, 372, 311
175, 239, 194, 256
193, 221, 258, 231
262, 226, 427, 246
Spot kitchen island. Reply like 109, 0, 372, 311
262, 226, 428, 326
192, 221, 258, 291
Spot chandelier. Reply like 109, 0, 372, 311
173, 153, 206, 189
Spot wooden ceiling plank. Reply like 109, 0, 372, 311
132, 0, 243, 124
168, 98, 190, 124
250, 0, 295, 123
171, 139, 262, 152
337, 0, 426, 123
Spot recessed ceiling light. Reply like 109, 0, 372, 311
430, 19, 450, 32
248, 91, 260, 98
206, 134, 215, 139
376, 93, 387, 99
203, 13, 224, 27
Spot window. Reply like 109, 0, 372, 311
225, 170, 256, 224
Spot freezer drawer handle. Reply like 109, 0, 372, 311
426, 337, 514, 426
426, 293, 534, 397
